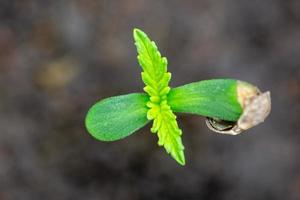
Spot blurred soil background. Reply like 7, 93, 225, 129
0, 0, 300, 199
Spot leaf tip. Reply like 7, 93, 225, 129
133, 27, 140, 34
84, 107, 93, 134
133, 28, 140, 39
133, 28, 147, 41
175, 151, 186, 166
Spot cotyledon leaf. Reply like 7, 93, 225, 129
168, 79, 243, 122
85, 93, 150, 141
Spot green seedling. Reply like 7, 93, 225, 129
85, 28, 271, 165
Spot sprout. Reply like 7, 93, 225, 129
85, 28, 271, 165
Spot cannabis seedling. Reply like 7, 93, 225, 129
85, 28, 271, 165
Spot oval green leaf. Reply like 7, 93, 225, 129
85, 93, 150, 141
168, 79, 243, 121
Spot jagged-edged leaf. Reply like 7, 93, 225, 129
134, 28, 185, 165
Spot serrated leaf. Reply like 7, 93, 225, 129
153, 106, 185, 165
168, 79, 243, 121
133, 29, 169, 90
134, 28, 185, 165
85, 93, 150, 141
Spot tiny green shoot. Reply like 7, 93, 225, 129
85, 28, 271, 166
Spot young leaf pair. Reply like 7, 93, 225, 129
85, 28, 270, 166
